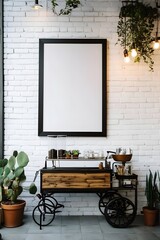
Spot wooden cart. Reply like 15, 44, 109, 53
32, 162, 138, 229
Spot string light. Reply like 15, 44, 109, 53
153, 40, 160, 49
153, 1, 160, 49
124, 49, 130, 63
32, 0, 43, 10
153, 32, 160, 49
131, 43, 137, 57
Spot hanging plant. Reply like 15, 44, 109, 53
51, 0, 81, 15
117, 1, 158, 71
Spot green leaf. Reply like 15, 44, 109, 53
17, 151, 29, 167
13, 150, 18, 157
0, 159, 8, 168
0, 186, 2, 202
0, 176, 4, 185
3, 177, 11, 187
12, 179, 19, 189
8, 156, 16, 170
14, 167, 24, 178
6, 189, 13, 199
0, 167, 3, 176
29, 183, 37, 194
17, 186, 23, 196
7, 171, 15, 180
4, 167, 11, 178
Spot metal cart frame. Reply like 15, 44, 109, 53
32, 164, 138, 229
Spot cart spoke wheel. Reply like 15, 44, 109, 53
39, 198, 56, 212
104, 197, 136, 228
32, 204, 55, 226
45, 195, 60, 207
99, 192, 121, 215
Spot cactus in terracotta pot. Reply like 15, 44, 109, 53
0, 151, 37, 203
0, 151, 37, 227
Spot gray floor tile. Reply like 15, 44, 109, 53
82, 232, 104, 240
80, 216, 99, 225
2, 234, 28, 240
26, 234, 62, 240
135, 232, 160, 240
0, 215, 160, 240
61, 233, 82, 240
81, 225, 102, 233
61, 216, 80, 225
62, 224, 81, 233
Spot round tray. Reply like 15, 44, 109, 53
112, 154, 132, 162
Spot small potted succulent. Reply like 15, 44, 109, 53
72, 150, 80, 159
0, 151, 37, 227
65, 150, 72, 159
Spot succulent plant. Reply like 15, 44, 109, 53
0, 151, 37, 203
145, 170, 160, 209
72, 150, 80, 155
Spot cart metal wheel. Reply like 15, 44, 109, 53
38, 197, 64, 213
38, 197, 56, 211
99, 192, 121, 215
104, 197, 136, 228
32, 203, 55, 227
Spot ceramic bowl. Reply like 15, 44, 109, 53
112, 154, 132, 162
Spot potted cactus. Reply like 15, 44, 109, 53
0, 151, 37, 227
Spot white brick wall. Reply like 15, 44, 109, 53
3, 0, 160, 215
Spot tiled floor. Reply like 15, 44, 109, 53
0, 215, 160, 240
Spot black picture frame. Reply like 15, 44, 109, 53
38, 38, 107, 137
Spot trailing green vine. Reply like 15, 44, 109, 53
51, 0, 81, 15
117, 1, 158, 71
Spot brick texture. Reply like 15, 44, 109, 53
3, 0, 160, 215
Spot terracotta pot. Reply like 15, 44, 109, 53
143, 207, 159, 226
72, 155, 79, 159
1, 200, 26, 228
0, 207, 3, 226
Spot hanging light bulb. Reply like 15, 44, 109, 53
153, 4, 160, 49
123, 49, 130, 63
153, 39, 160, 49
153, 32, 160, 49
131, 48, 137, 57
123, 10, 130, 64
32, 0, 43, 10
131, 43, 137, 57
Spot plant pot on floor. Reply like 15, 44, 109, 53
1, 200, 26, 227
0, 206, 3, 226
143, 207, 159, 226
